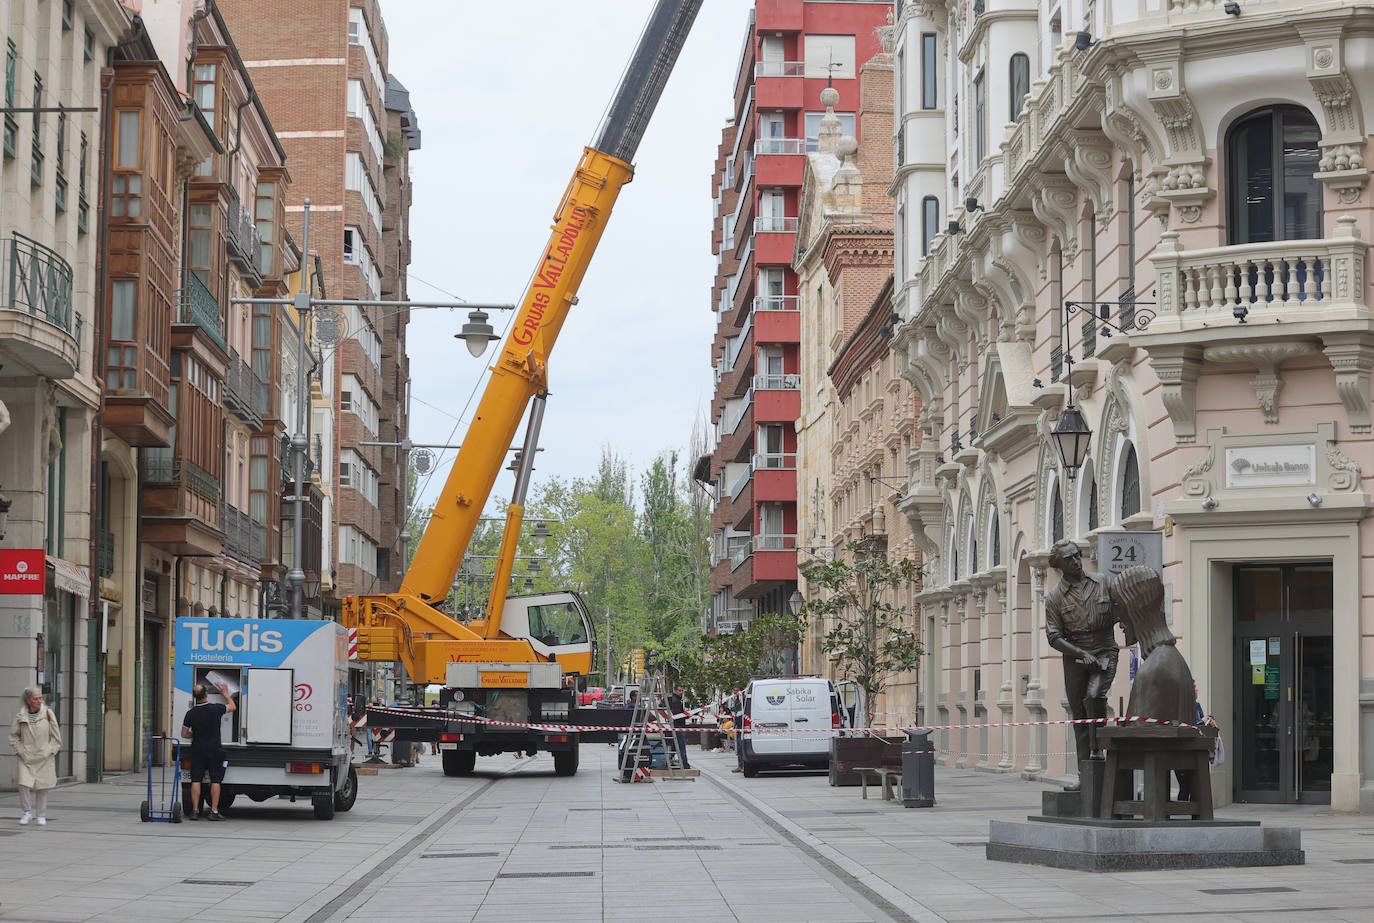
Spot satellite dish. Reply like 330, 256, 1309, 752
413, 448, 435, 474
313, 308, 344, 347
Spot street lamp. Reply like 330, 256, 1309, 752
1050, 404, 1093, 479
788, 589, 804, 615
456, 309, 495, 357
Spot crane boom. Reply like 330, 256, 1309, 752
344, 0, 703, 689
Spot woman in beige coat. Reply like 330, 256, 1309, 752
8, 686, 61, 826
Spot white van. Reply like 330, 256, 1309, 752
739, 677, 843, 776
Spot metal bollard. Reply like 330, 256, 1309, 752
902, 730, 936, 808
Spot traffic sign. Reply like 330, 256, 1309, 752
1096, 530, 1163, 577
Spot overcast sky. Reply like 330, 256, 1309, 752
380, 1, 754, 513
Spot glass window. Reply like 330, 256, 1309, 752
974, 71, 986, 162
526, 601, 589, 647
921, 196, 939, 255
1119, 443, 1141, 521
803, 111, 855, 151
116, 111, 139, 167
1051, 482, 1064, 543
1010, 54, 1030, 121
193, 63, 216, 117
1227, 106, 1322, 245
110, 280, 136, 340
921, 33, 937, 109
188, 204, 213, 285
803, 35, 855, 79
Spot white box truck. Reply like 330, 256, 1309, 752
174, 617, 356, 819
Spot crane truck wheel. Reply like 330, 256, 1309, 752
442, 748, 476, 776
334, 766, 358, 812
552, 747, 579, 777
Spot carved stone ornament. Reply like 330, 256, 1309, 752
1203, 341, 1321, 425
1304, 32, 1370, 204
1327, 445, 1362, 492
1181, 443, 1215, 498
1321, 332, 1374, 435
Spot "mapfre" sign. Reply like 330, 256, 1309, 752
0, 550, 45, 595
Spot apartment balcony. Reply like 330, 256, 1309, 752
223, 347, 264, 430
720, 466, 754, 532
755, 217, 798, 265
0, 233, 82, 379
731, 533, 798, 598
1137, 222, 1374, 440
753, 379, 801, 425
220, 501, 264, 566
141, 452, 224, 556
752, 453, 797, 504
715, 389, 755, 464
176, 273, 227, 354
754, 62, 805, 109
753, 297, 801, 344
754, 139, 806, 187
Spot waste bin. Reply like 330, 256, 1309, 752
901, 730, 935, 808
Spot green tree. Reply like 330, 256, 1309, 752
673, 611, 806, 705
803, 541, 924, 704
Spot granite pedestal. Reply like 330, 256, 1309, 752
986, 816, 1304, 871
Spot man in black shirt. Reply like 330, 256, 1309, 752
667, 685, 690, 770
181, 681, 236, 821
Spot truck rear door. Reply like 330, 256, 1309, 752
245, 668, 294, 745
749, 683, 793, 756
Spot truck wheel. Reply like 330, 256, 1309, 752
553, 747, 579, 777
334, 766, 358, 812
218, 790, 236, 812
742, 762, 759, 778
312, 791, 336, 820
442, 749, 475, 777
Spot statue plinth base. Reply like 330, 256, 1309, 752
991, 727, 1302, 871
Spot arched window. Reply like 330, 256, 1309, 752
1088, 480, 1100, 532
966, 512, 977, 573
988, 503, 1001, 567
1119, 442, 1141, 521
921, 196, 939, 256
1051, 482, 1064, 543
1009, 54, 1030, 121
1227, 106, 1322, 245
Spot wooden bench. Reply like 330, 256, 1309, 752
852, 742, 905, 801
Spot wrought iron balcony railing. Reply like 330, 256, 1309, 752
177, 273, 226, 352
4, 233, 75, 335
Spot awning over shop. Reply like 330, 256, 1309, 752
47, 555, 91, 599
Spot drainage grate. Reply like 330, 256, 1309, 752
625, 836, 704, 841
1336, 858, 1374, 864
549, 844, 630, 850
570, 807, 630, 812
182, 879, 255, 888
1199, 887, 1298, 896
497, 871, 595, 879
829, 810, 881, 816
635, 845, 722, 851
420, 852, 500, 859
951, 842, 987, 848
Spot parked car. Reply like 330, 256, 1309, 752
738, 677, 844, 777
579, 686, 604, 706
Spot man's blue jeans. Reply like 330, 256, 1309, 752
674, 730, 691, 769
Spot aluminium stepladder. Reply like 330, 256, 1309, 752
615, 674, 692, 782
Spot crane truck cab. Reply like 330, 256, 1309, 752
496, 592, 594, 675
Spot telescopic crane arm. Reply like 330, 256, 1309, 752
344, 0, 703, 684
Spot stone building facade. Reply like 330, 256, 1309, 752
890, 0, 1374, 810
794, 53, 922, 723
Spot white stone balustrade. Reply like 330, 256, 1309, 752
1148, 218, 1369, 333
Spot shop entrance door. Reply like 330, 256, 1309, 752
1233, 564, 1333, 804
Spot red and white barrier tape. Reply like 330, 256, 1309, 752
367, 705, 1199, 736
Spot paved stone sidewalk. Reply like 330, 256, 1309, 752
693, 747, 1374, 923
0, 744, 1370, 922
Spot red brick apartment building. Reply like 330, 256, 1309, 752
699, 0, 890, 636
217, 0, 417, 608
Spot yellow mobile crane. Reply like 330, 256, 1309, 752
343, 0, 702, 777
